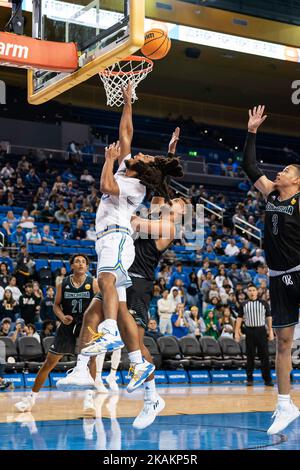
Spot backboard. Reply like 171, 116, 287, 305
27, 0, 145, 105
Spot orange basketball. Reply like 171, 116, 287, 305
141, 28, 171, 60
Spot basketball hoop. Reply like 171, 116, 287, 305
99, 55, 153, 107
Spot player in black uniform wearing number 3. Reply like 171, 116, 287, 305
15, 254, 99, 413
242, 105, 300, 434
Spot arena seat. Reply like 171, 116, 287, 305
156, 336, 190, 370
143, 336, 162, 369
200, 337, 232, 368
18, 337, 44, 362
218, 337, 246, 368
50, 260, 64, 272
53, 355, 77, 372
0, 337, 25, 372
42, 336, 55, 354
179, 336, 211, 369
35, 259, 49, 271
120, 346, 130, 370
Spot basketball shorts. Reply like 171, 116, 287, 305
49, 321, 82, 355
96, 232, 134, 288
126, 277, 153, 330
269, 271, 300, 328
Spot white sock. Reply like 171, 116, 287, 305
30, 391, 38, 401
85, 389, 95, 398
101, 319, 118, 333
128, 350, 143, 364
76, 354, 90, 370
144, 379, 156, 401
110, 349, 121, 372
278, 394, 292, 407
96, 352, 105, 380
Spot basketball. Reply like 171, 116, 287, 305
141, 28, 171, 60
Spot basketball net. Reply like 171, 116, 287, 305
99, 55, 153, 107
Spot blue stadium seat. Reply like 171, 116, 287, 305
64, 261, 71, 273
50, 260, 64, 272
35, 259, 49, 271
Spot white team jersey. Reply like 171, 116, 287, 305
96, 154, 146, 234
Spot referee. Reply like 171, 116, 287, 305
235, 284, 274, 386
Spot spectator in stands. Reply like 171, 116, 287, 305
0, 162, 15, 180
206, 281, 220, 303
157, 264, 171, 285
25, 323, 41, 342
54, 203, 71, 224
5, 179, 14, 194
52, 175, 66, 193
64, 181, 77, 199
2, 210, 18, 237
40, 201, 55, 224
26, 226, 42, 245
157, 289, 173, 335
237, 247, 251, 265
62, 167, 77, 183
218, 306, 235, 337
253, 264, 269, 288
185, 305, 206, 339
41, 225, 56, 245
0, 188, 8, 205
87, 187, 100, 211
40, 286, 56, 324
214, 239, 225, 256
200, 270, 214, 297
157, 277, 167, 292
15, 177, 26, 195
40, 319, 55, 341
171, 303, 189, 338
168, 262, 189, 288
19, 282, 40, 324
59, 222, 72, 239
204, 310, 219, 339
80, 169, 95, 184
17, 155, 29, 173
228, 263, 240, 287
15, 245, 35, 288
33, 281, 43, 303
10, 224, 26, 247
55, 266, 67, 287
71, 218, 86, 240
19, 209, 35, 229
210, 225, 219, 241
0, 317, 11, 336
5, 276, 22, 304
168, 286, 181, 313
215, 267, 227, 289
239, 264, 252, 287
145, 319, 163, 341
186, 271, 201, 308
9, 318, 27, 342
251, 249, 265, 267
86, 222, 96, 241
81, 197, 93, 213
25, 168, 40, 186
0, 263, 9, 288
148, 285, 161, 320
219, 281, 234, 305
196, 260, 210, 286
225, 239, 240, 257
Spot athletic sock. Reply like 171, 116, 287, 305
144, 379, 156, 401
128, 350, 143, 365
278, 394, 292, 408
96, 352, 105, 380
30, 391, 38, 400
101, 319, 118, 333
110, 349, 121, 373
76, 354, 90, 371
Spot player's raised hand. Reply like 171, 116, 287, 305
105, 141, 121, 161
248, 105, 267, 133
122, 82, 133, 105
62, 315, 74, 325
168, 127, 180, 155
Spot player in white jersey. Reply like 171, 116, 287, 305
60, 84, 183, 391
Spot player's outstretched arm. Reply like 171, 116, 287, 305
119, 82, 133, 165
100, 142, 120, 196
242, 105, 274, 197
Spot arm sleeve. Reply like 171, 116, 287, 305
242, 133, 264, 184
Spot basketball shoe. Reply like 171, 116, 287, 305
83, 390, 96, 415
56, 366, 95, 391
104, 374, 119, 392
267, 400, 300, 435
133, 395, 165, 429
127, 360, 155, 393
81, 325, 124, 356
15, 395, 36, 413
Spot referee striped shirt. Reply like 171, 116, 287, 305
238, 300, 271, 327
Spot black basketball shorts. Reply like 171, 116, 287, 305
269, 271, 300, 328
49, 321, 82, 355
126, 277, 153, 330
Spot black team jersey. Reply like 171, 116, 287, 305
264, 190, 300, 271
60, 274, 94, 321
129, 237, 166, 281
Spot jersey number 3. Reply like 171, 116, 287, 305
272, 214, 279, 235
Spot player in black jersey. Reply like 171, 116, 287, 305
15, 254, 99, 413
243, 105, 300, 434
